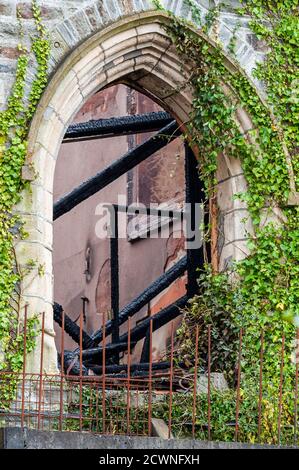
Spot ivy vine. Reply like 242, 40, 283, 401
0, 0, 50, 383
153, 0, 299, 444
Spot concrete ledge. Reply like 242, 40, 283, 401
0, 428, 292, 449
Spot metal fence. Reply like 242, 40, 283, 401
0, 306, 298, 447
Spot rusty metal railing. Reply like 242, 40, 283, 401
0, 305, 299, 446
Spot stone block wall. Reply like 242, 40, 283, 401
0, 0, 267, 109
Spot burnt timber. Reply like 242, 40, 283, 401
91, 255, 188, 345
54, 120, 181, 220
53, 111, 204, 380
63, 112, 173, 143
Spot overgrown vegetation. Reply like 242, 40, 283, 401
54, 381, 296, 445
152, 0, 299, 444
0, 1, 50, 387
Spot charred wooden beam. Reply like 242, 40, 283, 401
91, 255, 187, 345
110, 205, 120, 362
185, 144, 205, 297
63, 112, 173, 143
81, 342, 133, 361
54, 120, 181, 220
85, 361, 173, 375
53, 303, 95, 350
61, 343, 136, 375
60, 351, 89, 376
119, 294, 187, 347
61, 356, 177, 378
97, 370, 168, 380
60, 344, 134, 376
140, 327, 151, 363
80, 295, 188, 362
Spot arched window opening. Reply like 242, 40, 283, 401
53, 84, 206, 374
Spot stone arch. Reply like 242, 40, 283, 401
19, 11, 259, 372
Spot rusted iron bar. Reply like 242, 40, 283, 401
127, 318, 131, 434
91, 256, 187, 345
192, 325, 199, 438
79, 311, 83, 432
102, 312, 106, 434
278, 334, 285, 445
53, 303, 94, 349
235, 329, 243, 442
54, 121, 180, 220
168, 322, 175, 439
294, 329, 299, 444
59, 310, 65, 431
88, 382, 93, 433
63, 112, 173, 143
94, 380, 100, 433
148, 318, 153, 437
37, 312, 45, 430
21, 305, 28, 428
207, 325, 211, 441
258, 330, 264, 441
